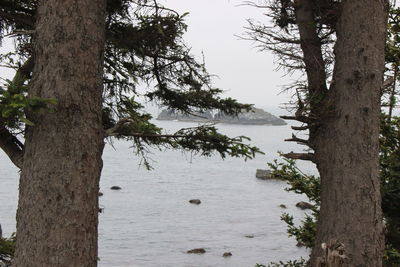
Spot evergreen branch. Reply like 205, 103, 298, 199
105, 117, 186, 138
105, 57, 130, 79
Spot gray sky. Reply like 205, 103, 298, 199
0, 1, 293, 109
160, 0, 292, 108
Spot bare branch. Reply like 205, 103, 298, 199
280, 115, 313, 123
294, 0, 328, 103
0, 126, 23, 169
105, 118, 135, 137
292, 125, 309, 131
283, 152, 315, 162
285, 133, 309, 145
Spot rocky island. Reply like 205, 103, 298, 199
157, 109, 213, 122
156, 108, 286, 125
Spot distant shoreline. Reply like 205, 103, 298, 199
156, 107, 287, 126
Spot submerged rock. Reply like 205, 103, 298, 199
189, 199, 201, 205
223, 252, 232, 257
187, 248, 206, 254
245, 235, 254, 238
279, 204, 287, 209
110, 186, 122, 190
296, 201, 314, 210
255, 169, 272, 180
98, 192, 104, 196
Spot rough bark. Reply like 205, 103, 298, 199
13, 1, 106, 266
308, 0, 387, 266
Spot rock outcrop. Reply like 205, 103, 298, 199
110, 186, 122, 190
189, 199, 201, 205
215, 108, 286, 125
255, 169, 272, 180
187, 248, 206, 254
156, 108, 286, 125
296, 201, 314, 210
157, 109, 213, 122
223, 252, 232, 257
157, 109, 178, 120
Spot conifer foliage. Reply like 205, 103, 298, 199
0, 0, 261, 170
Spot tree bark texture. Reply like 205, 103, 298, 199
13, 1, 106, 266
308, 0, 387, 266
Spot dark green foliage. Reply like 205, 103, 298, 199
386, 8, 400, 65
384, 244, 400, 267
0, 234, 15, 266
268, 157, 318, 250
0, 77, 56, 129
0, 0, 260, 166
268, 158, 320, 204
280, 213, 316, 249
171, 125, 262, 160
263, 116, 400, 266
380, 115, 400, 259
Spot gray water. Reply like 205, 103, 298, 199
0, 120, 314, 267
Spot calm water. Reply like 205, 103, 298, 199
0, 119, 315, 266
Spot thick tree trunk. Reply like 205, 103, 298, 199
13, 1, 106, 266
309, 1, 387, 266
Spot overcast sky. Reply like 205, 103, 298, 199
0, 1, 293, 110
160, 0, 293, 108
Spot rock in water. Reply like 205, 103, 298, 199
189, 199, 201, 205
176, 111, 213, 122
110, 186, 122, 190
187, 248, 206, 254
157, 109, 213, 122
214, 108, 286, 125
223, 252, 232, 257
156, 107, 286, 125
156, 109, 178, 120
255, 169, 272, 180
279, 204, 287, 209
296, 201, 314, 210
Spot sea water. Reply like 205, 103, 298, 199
0, 119, 314, 267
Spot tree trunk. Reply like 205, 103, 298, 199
13, 1, 106, 266
309, 1, 387, 266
